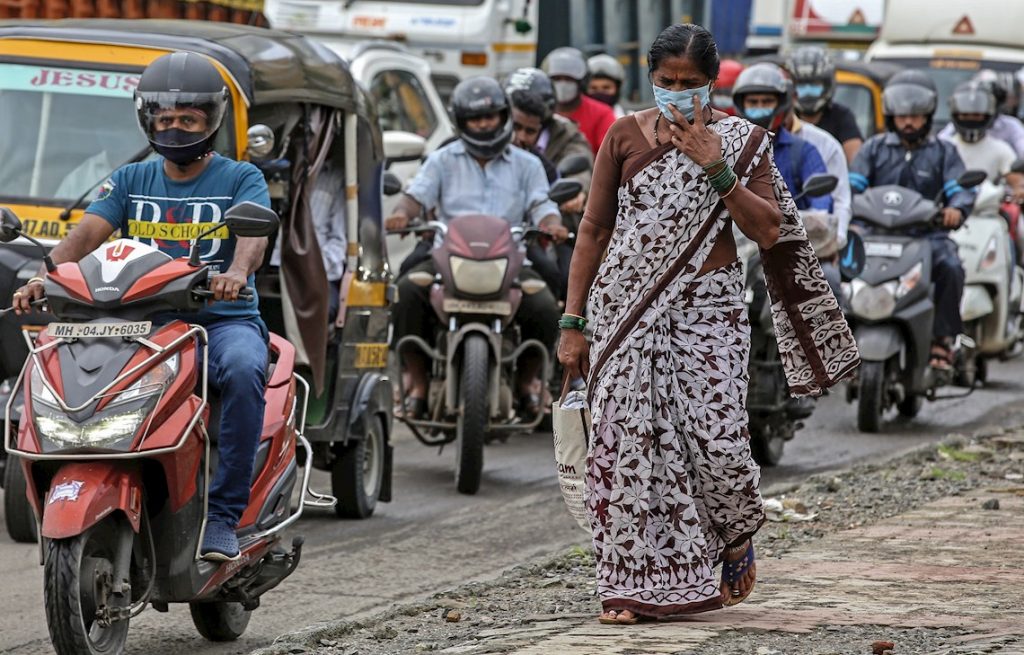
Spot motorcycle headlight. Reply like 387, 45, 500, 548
850, 279, 898, 320
979, 236, 999, 272
449, 256, 508, 296
897, 262, 923, 299
35, 404, 148, 448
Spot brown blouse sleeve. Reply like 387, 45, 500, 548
744, 150, 779, 208
582, 121, 625, 230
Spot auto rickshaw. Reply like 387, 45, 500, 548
0, 20, 398, 548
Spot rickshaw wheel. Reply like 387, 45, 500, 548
332, 416, 385, 519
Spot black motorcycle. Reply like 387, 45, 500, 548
844, 170, 986, 433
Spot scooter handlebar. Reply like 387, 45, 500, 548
191, 287, 255, 302
387, 220, 447, 237
0, 297, 47, 316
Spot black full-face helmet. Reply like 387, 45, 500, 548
882, 69, 938, 143
950, 82, 997, 143
135, 51, 228, 165
786, 46, 836, 115
504, 67, 556, 122
450, 76, 513, 160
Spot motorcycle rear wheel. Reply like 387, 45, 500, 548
857, 361, 886, 433
455, 335, 488, 495
3, 452, 38, 543
189, 601, 252, 641
44, 521, 131, 655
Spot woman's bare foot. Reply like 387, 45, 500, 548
597, 609, 641, 624
720, 540, 757, 606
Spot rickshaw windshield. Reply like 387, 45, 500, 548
0, 60, 233, 206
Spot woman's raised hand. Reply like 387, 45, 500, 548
667, 95, 722, 168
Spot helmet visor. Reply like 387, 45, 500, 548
883, 84, 936, 116
795, 83, 825, 100
136, 90, 227, 146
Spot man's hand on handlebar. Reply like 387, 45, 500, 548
941, 207, 964, 230
385, 210, 411, 232
210, 270, 248, 302
542, 224, 571, 243
12, 277, 45, 315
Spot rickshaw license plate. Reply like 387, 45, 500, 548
442, 299, 512, 315
48, 322, 152, 339
354, 343, 388, 368
864, 242, 903, 258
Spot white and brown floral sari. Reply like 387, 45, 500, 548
585, 117, 858, 617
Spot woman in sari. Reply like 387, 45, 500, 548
558, 24, 858, 624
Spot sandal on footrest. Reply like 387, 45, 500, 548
929, 343, 954, 371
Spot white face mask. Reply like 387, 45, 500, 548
553, 80, 579, 104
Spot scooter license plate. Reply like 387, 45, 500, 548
864, 242, 904, 258
47, 321, 152, 339
442, 299, 512, 315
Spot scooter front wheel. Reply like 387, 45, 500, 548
455, 334, 489, 495
189, 601, 252, 641
857, 360, 887, 433
44, 520, 132, 655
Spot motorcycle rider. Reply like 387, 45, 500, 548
384, 77, 564, 419
541, 47, 616, 155
12, 52, 271, 561
941, 82, 1017, 184
732, 63, 833, 213
586, 53, 628, 118
939, 70, 1024, 157
787, 46, 864, 163
850, 69, 976, 371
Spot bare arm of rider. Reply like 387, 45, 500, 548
12, 214, 114, 314
211, 236, 267, 302
384, 194, 424, 231
539, 212, 569, 241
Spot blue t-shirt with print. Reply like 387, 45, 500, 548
86, 154, 270, 322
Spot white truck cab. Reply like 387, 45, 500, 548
866, 0, 1024, 126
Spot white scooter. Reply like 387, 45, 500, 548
950, 180, 1024, 383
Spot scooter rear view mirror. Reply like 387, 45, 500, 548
557, 154, 591, 177
957, 169, 987, 189
802, 174, 838, 198
0, 207, 23, 243
383, 171, 403, 196
224, 202, 280, 238
549, 179, 583, 205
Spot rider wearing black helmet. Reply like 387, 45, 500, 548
938, 70, 1024, 157
850, 70, 975, 372
385, 76, 564, 420
786, 46, 863, 162
12, 51, 273, 561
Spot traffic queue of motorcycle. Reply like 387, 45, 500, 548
4, 20, 1024, 655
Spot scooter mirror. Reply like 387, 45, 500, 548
839, 231, 867, 281
1011, 159, 1024, 175
383, 171, 403, 196
957, 169, 987, 189
224, 202, 280, 238
557, 154, 592, 177
549, 179, 583, 205
802, 174, 838, 198
0, 207, 22, 243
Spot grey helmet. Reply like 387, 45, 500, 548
882, 69, 938, 138
949, 82, 997, 143
786, 46, 836, 115
504, 67, 556, 121
732, 63, 792, 131
587, 54, 625, 84
541, 47, 588, 81
449, 76, 513, 160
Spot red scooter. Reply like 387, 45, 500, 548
0, 203, 334, 654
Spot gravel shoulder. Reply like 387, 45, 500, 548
253, 423, 1024, 655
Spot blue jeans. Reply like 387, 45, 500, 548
204, 317, 268, 528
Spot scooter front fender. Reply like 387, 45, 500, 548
961, 285, 995, 323
41, 462, 142, 540
855, 324, 904, 362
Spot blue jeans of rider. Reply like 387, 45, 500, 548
930, 234, 965, 340
204, 317, 268, 529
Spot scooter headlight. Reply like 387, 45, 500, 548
979, 236, 1000, 271
35, 404, 148, 447
896, 262, 923, 299
850, 279, 898, 320
449, 256, 508, 296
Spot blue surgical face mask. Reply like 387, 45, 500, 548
653, 82, 712, 121
744, 107, 774, 121
796, 83, 824, 99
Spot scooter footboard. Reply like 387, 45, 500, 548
41, 462, 142, 540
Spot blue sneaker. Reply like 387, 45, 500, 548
200, 521, 240, 561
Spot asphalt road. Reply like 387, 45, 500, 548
2, 357, 1023, 654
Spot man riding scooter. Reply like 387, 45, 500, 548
12, 52, 271, 562
850, 69, 976, 372
385, 77, 565, 421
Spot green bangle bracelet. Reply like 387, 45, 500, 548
711, 170, 737, 193
707, 167, 734, 187
558, 316, 587, 331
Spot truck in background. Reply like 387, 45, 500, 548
866, 0, 1024, 127
262, 0, 538, 102
747, 0, 883, 55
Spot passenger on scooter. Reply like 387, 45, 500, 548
385, 77, 564, 420
941, 82, 1017, 185
733, 63, 833, 213
787, 46, 864, 163
939, 70, 1024, 158
12, 52, 271, 561
541, 47, 616, 155
850, 70, 976, 372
